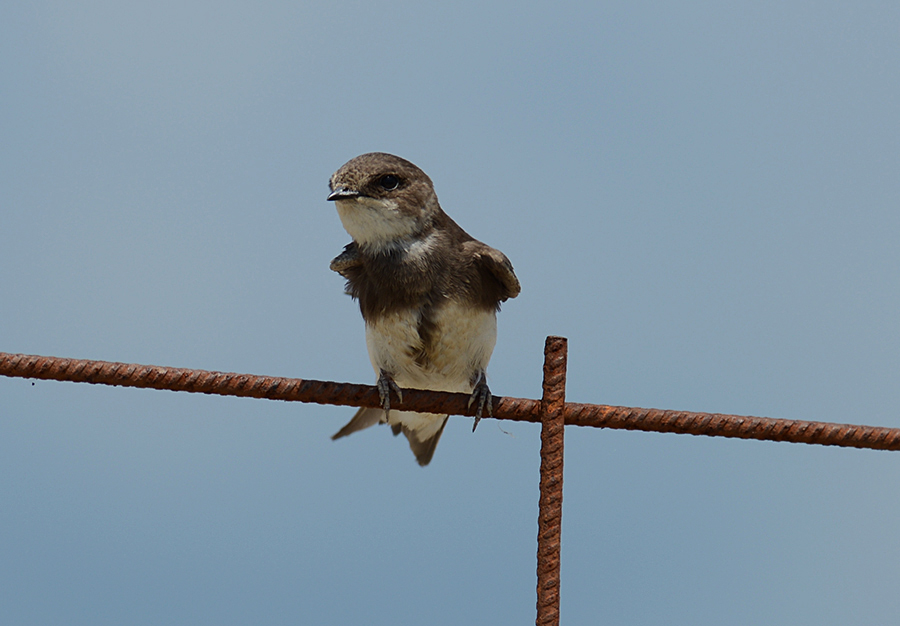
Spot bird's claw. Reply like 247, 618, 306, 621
377, 371, 403, 420
468, 373, 492, 432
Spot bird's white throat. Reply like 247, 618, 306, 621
334, 197, 421, 250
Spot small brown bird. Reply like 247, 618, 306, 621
328, 153, 520, 465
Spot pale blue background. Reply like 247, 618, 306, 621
2, 2, 899, 624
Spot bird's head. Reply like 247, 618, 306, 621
328, 152, 441, 251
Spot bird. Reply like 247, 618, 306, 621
327, 152, 520, 466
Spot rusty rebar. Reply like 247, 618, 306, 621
2, 351, 900, 451
536, 337, 567, 626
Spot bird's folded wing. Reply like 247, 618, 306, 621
466, 241, 521, 300
329, 242, 361, 278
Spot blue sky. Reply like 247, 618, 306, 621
2, 2, 899, 624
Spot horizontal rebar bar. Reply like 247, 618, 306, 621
2, 351, 899, 451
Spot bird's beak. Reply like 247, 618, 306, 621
327, 187, 359, 201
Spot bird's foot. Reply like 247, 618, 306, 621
376, 370, 403, 421
468, 372, 492, 432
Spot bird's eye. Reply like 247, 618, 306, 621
378, 174, 400, 190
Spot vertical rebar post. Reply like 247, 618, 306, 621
536, 336, 567, 626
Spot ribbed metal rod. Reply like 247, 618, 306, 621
536, 337, 567, 626
2, 351, 899, 451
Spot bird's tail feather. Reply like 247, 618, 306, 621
332, 408, 449, 466
399, 414, 448, 466
331, 407, 383, 440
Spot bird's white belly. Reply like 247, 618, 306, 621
365, 301, 498, 393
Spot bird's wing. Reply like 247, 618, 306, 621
466, 241, 521, 300
329, 242, 362, 278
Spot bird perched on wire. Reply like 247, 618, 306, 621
327, 152, 520, 465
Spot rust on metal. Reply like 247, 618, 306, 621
1, 350, 900, 451
560, 403, 900, 450
536, 336, 567, 626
